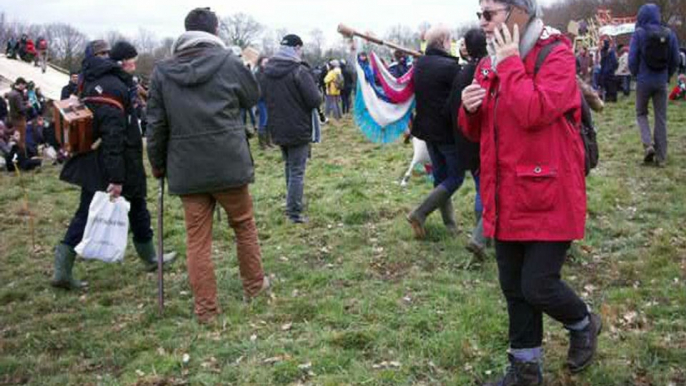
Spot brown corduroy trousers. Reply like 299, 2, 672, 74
181, 185, 264, 321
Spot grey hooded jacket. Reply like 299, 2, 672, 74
146, 32, 259, 195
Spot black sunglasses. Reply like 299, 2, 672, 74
477, 7, 510, 22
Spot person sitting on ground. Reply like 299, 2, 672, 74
4, 129, 41, 172
461, 0, 601, 383
669, 74, 686, 101
5, 36, 17, 59
25, 116, 47, 158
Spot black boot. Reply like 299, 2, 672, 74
439, 199, 459, 236
51, 243, 87, 290
483, 354, 542, 386
407, 186, 450, 239
567, 313, 602, 373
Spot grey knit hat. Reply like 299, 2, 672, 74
492, 0, 543, 17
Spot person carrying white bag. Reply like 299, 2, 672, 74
51, 40, 176, 290
75, 192, 131, 263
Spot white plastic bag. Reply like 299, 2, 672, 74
75, 191, 131, 263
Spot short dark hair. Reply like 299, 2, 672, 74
185, 7, 219, 35
464, 28, 488, 60
15, 77, 27, 86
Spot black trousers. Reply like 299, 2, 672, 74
63, 188, 153, 248
495, 241, 588, 349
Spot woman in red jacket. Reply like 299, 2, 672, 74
459, 0, 601, 384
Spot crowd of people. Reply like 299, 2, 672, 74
1, 2, 683, 385
5, 33, 49, 72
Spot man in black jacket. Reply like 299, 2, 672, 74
407, 26, 462, 238
61, 71, 79, 100
51, 40, 175, 290
147, 8, 268, 322
263, 34, 322, 223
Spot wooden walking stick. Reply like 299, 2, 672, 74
337, 24, 423, 57
157, 177, 165, 316
12, 154, 35, 253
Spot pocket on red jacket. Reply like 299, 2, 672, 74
515, 165, 558, 213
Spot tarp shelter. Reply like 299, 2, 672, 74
0, 54, 69, 100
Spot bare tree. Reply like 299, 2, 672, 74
307, 28, 325, 62
135, 28, 157, 54
102, 30, 128, 48
219, 13, 263, 49
46, 23, 87, 71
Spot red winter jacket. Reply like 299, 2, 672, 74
458, 28, 586, 241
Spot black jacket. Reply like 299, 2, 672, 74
61, 82, 78, 100
60, 56, 147, 198
449, 59, 480, 173
411, 47, 460, 143
147, 40, 259, 195
0, 96, 7, 122
263, 55, 321, 146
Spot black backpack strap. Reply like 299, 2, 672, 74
534, 40, 563, 75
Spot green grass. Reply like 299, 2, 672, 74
1, 95, 685, 385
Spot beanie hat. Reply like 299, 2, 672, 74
110, 41, 138, 61
89, 39, 111, 56
185, 7, 219, 35
280, 34, 304, 47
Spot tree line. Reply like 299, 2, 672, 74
0, 0, 683, 78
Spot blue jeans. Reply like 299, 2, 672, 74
241, 107, 256, 128
257, 100, 268, 136
280, 144, 309, 219
426, 141, 465, 195
63, 188, 152, 247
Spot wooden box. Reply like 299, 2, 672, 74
52, 99, 95, 154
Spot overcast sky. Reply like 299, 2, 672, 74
2, 0, 559, 48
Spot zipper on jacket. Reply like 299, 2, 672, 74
492, 83, 501, 234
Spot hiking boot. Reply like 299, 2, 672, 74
243, 276, 271, 303
51, 243, 87, 290
133, 240, 178, 272
655, 158, 666, 168
643, 145, 655, 164
439, 199, 459, 236
266, 132, 276, 148
484, 354, 542, 386
407, 186, 451, 239
289, 215, 309, 224
567, 313, 602, 373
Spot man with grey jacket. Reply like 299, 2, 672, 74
146, 8, 268, 323
262, 34, 322, 223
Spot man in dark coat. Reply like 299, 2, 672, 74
407, 25, 462, 238
51, 40, 175, 290
61, 71, 80, 100
0, 92, 8, 123
7, 78, 28, 149
262, 34, 322, 223
147, 8, 268, 322
599, 39, 618, 102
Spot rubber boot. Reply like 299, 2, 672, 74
407, 185, 451, 239
483, 354, 543, 386
266, 132, 276, 148
258, 133, 267, 150
51, 243, 87, 290
439, 199, 459, 236
466, 217, 487, 262
567, 313, 602, 373
133, 239, 178, 272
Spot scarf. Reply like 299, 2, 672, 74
273, 46, 302, 63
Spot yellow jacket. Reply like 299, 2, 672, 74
324, 68, 342, 96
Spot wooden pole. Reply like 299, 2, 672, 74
337, 24, 423, 57
157, 177, 165, 316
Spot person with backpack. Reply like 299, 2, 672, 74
629, 3, 680, 167
460, 0, 600, 384
324, 60, 343, 120
599, 39, 618, 102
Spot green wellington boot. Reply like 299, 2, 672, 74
407, 185, 451, 239
133, 240, 178, 272
51, 243, 87, 290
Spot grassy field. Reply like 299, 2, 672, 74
1, 96, 685, 385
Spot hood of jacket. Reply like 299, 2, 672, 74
157, 31, 232, 87
637, 4, 661, 29
264, 56, 301, 79
82, 56, 129, 83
